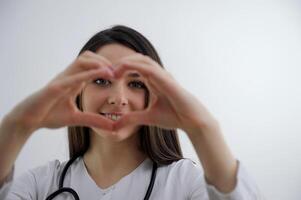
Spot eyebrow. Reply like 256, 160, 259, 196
127, 72, 140, 78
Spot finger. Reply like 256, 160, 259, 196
74, 56, 105, 71
58, 68, 114, 91
80, 50, 113, 69
143, 79, 160, 106
68, 81, 85, 101
70, 111, 115, 130
62, 57, 112, 78
61, 50, 114, 77
148, 92, 159, 109
114, 61, 152, 79
113, 60, 172, 94
113, 111, 154, 130
116, 53, 153, 66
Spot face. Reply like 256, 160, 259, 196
81, 43, 148, 142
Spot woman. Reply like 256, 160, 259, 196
0, 25, 263, 199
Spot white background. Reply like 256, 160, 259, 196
1, 0, 301, 199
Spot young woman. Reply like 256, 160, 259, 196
0, 25, 263, 200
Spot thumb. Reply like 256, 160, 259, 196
113, 111, 152, 130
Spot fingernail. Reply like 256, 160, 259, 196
105, 68, 114, 77
109, 71, 115, 78
105, 66, 111, 72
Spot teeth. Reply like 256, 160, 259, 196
101, 113, 121, 121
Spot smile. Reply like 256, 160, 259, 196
100, 112, 122, 121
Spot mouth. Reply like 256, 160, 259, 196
99, 112, 122, 121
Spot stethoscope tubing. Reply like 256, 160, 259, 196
46, 156, 157, 200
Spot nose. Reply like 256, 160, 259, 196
107, 86, 129, 106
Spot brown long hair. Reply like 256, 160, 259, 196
67, 25, 183, 165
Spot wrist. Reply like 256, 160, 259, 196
183, 117, 220, 137
1, 114, 36, 138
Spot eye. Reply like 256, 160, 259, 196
129, 81, 146, 89
93, 78, 111, 86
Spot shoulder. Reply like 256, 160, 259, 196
160, 158, 203, 177
155, 158, 206, 198
4, 159, 70, 199
18, 159, 69, 192
27, 159, 67, 182
158, 158, 205, 186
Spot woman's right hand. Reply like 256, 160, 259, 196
4, 51, 115, 135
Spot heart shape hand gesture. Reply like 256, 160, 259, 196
6, 50, 216, 137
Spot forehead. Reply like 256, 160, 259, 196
96, 43, 142, 79
96, 43, 137, 65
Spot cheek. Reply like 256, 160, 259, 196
82, 88, 108, 111
131, 91, 147, 110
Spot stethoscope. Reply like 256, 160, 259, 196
45, 155, 158, 200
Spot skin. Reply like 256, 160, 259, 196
83, 43, 238, 192
82, 44, 149, 188
0, 43, 238, 193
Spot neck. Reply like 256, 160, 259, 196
83, 130, 147, 185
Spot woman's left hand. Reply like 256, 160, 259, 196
112, 53, 218, 133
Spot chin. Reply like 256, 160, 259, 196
91, 125, 141, 142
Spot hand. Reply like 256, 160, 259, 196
111, 53, 218, 133
5, 51, 116, 134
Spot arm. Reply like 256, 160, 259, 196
111, 54, 238, 193
185, 119, 238, 193
0, 116, 34, 186
0, 50, 116, 188
111, 54, 261, 197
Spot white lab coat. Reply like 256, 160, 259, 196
0, 156, 264, 200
